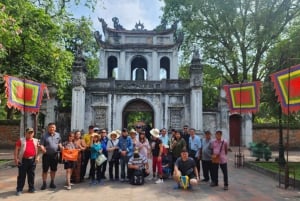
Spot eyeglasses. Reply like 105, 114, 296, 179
184, 128, 188, 129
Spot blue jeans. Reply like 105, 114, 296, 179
120, 155, 129, 179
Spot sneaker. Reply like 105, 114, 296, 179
173, 184, 181, 190
224, 186, 228, 190
64, 185, 71, 190
49, 182, 56, 189
65, 182, 74, 186
28, 189, 36, 193
210, 183, 218, 187
155, 179, 164, 184
40, 183, 47, 190
119, 178, 125, 182
15, 191, 22, 196
201, 179, 209, 182
89, 180, 98, 185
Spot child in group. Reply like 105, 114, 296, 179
90, 133, 103, 185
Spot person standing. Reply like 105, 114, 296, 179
14, 128, 40, 196
136, 131, 150, 159
188, 128, 202, 176
159, 128, 169, 148
210, 130, 229, 190
118, 128, 133, 182
81, 125, 94, 180
107, 130, 120, 181
150, 128, 164, 184
39, 123, 62, 190
61, 132, 78, 190
129, 128, 138, 149
182, 125, 190, 151
200, 130, 213, 182
99, 128, 108, 179
90, 133, 103, 185
72, 130, 86, 183
170, 130, 186, 174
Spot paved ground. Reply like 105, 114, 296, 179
1, 147, 300, 201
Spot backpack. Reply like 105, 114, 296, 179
130, 170, 144, 185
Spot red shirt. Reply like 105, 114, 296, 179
16, 139, 36, 158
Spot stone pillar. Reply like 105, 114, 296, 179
71, 50, 87, 131
119, 51, 126, 80
99, 50, 106, 78
189, 50, 203, 132
171, 50, 179, 79
152, 51, 158, 80
244, 114, 253, 147
71, 87, 85, 131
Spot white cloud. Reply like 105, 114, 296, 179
70, 0, 164, 31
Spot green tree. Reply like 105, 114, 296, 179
0, 0, 73, 119
256, 21, 300, 124
162, 0, 300, 83
0, 0, 99, 118
0, 3, 21, 59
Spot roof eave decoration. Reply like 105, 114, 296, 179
98, 17, 177, 35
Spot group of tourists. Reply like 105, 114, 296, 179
13, 123, 229, 196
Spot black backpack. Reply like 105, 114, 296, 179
130, 170, 144, 185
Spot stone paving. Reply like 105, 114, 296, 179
0, 147, 300, 201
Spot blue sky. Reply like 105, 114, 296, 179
69, 0, 165, 31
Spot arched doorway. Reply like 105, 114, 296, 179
122, 99, 154, 129
229, 114, 242, 146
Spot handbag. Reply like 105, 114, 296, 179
62, 149, 79, 161
211, 140, 224, 164
111, 149, 121, 161
96, 153, 107, 166
110, 140, 121, 161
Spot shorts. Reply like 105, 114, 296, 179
42, 153, 58, 173
64, 161, 76, 169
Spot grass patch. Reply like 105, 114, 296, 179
0, 159, 10, 164
254, 162, 300, 180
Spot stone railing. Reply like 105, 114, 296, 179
86, 79, 190, 92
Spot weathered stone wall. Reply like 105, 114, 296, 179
0, 120, 20, 149
253, 128, 300, 150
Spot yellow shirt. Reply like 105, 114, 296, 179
83, 133, 92, 147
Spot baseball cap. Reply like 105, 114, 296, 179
26, 128, 34, 133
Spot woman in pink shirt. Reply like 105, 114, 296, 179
210, 130, 228, 190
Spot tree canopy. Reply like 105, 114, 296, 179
0, 0, 99, 119
162, 0, 300, 84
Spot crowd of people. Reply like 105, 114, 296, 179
13, 123, 229, 196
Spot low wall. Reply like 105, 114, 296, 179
0, 120, 20, 149
253, 128, 300, 150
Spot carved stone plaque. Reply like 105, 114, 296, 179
94, 107, 107, 129
169, 108, 183, 129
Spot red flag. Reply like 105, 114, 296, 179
4, 75, 49, 113
224, 81, 262, 114
270, 64, 300, 114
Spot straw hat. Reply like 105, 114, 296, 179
115, 129, 121, 136
150, 128, 160, 138
129, 128, 136, 134
91, 133, 100, 138
108, 130, 120, 139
